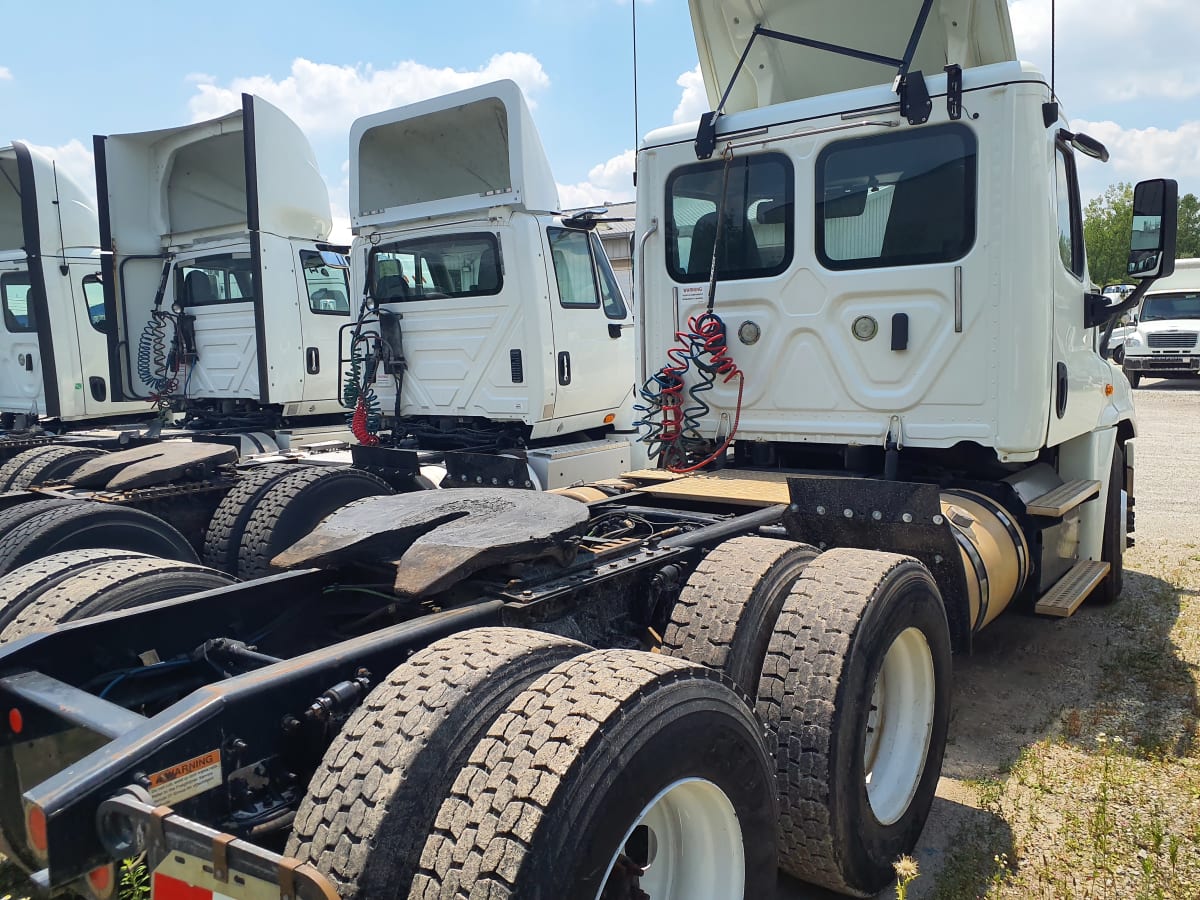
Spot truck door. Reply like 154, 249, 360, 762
0, 269, 43, 414
297, 248, 352, 405
544, 227, 633, 422
172, 252, 260, 400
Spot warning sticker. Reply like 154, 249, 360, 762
147, 750, 222, 807
681, 286, 707, 302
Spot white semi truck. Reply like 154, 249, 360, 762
1121, 257, 1200, 387
0, 2, 1178, 899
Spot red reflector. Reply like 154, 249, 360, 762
88, 863, 113, 894
8, 708, 21, 734
152, 873, 212, 900
26, 805, 47, 853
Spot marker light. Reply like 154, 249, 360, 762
26, 805, 47, 854
7, 707, 21, 734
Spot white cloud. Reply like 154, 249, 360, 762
187, 53, 551, 135
1073, 119, 1200, 202
23, 139, 97, 205
558, 149, 636, 209
0, 66, 12, 82
672, 65, 709, 124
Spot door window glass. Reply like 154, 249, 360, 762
1054, 147, 1084, 278
548, 228, 601, 309
300, 250, 351, 315
590, 232, 628, 319
817, 125, 977, 270
666, 153, 793, 282
175, 254, 257, 306
82, 275, 107, 331
1, 272, 34, 333
369, 233, 501, 302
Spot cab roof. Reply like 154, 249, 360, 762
0, 142, 98, 256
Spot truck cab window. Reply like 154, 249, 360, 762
175, 254, 257, 306
370, 233, 501, 302
591, 232, 628, 319
666, 153, 793, 283
817, 125, 976, 270
300, 250, 351, 315
81, 274, 106, 331
1054, 147, 1085, 278
1, 272, 35, 333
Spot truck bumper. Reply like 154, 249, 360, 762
96, 791, 339, 900
1123, 354, 1200, 374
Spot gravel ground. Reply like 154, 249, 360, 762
780, 377, 1200, 899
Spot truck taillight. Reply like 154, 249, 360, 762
25, 804, 47, 855
85, 863, 115, 899
7, 707, 21, 734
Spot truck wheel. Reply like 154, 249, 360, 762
0, 446, 106, 491
0, 498, 85, 535
0, 548, 151, 635
411, 650, 778, 900
0, 503, 197, 576
1094, 446, 1126, 604
1125, 369, 1141, 388
235, 467, 394, 579
661, 535, 818, 694
0, 556, 235, 643
288, 627, 587, 898
758, 548, 952, 897
202, 464, 300, 574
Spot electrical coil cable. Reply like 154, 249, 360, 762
343, 299, 382, 446
635, 148, 745, 473
136, 311, 179, 414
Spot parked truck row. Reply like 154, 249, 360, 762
0, 0, 1180, 898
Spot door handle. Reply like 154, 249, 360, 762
306, 347, 320, 375
19, 353, 32, 371
557, 351, 571, 386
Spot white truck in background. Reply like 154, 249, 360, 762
344, 80, 637, 489
1121, 257, 1200, 387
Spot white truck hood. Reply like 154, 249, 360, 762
350, 79, 560, 230
96, 93, 331, 255
689, 0, 1016, 113
0, 142, 98, 257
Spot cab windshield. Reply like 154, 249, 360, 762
1140, 292, 1200, 321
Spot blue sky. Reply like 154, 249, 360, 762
3, 0, 1198, 240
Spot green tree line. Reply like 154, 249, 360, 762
1084, 182, 1200, 285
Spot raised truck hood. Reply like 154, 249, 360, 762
350, 78, 559, 231
689, 0, 1016, 113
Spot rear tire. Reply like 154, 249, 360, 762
202, 464, 300, 574
288, 628, 588, 898
0, 548, 151, 636
0, 498, 85, 534
0, 556, 235, 642
1094, 445, 1125, 604
758, 548, 952, 897
235, 467, 394, 579
0, 446, 105, 491
0, 503, 197, 576
1125, 369, 1142, 388
661, 535, 818, 694
411, 650, 778, 900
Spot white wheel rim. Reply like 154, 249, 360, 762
595, 777, 744, 900
863, 626, 936, 825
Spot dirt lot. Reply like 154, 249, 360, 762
781, 377, 1200, 899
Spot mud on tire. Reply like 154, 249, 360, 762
288, 627, 588, 898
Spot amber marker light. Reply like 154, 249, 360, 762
1105, 383, 1115, 396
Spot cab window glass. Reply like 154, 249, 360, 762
817, 125, 976, 270
548, 228, 600, 308
666, 153, 793, 282
591, 232, 628, 319
1054, 147, 1084, 278
82, 275, 106, 330
370, 233, 501, 302
175, 254, 257, 306
301, 250, 351, 315
1, 272, 34, 333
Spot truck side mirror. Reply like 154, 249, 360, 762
1127, 179, 1178, 280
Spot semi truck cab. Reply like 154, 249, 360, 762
1121, 257, 1200, 387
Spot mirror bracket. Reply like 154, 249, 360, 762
1084, 292, 1113, 330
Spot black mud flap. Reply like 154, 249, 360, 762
272, 489, 590, 597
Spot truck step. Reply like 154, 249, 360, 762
1024, 479, 1101, 517
1034, 560, 1110, 617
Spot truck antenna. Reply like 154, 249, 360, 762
632, 0, 640, 186
1051, 0, 1056, 100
